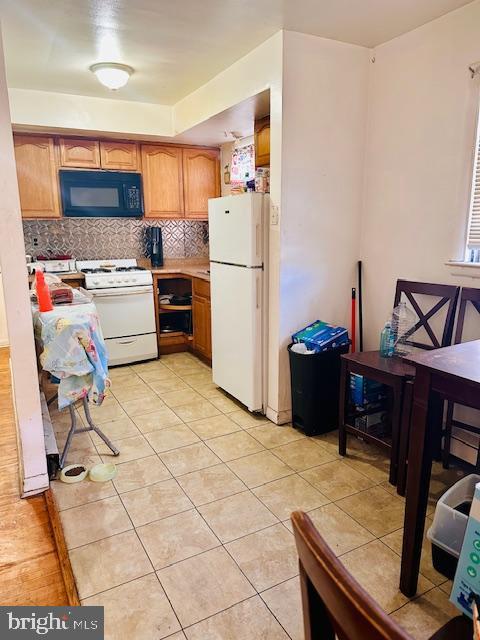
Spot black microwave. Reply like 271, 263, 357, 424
60, 170, 143, 217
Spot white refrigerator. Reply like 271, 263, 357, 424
208, 193, 268, 413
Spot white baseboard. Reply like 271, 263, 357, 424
266, 406, 292, 425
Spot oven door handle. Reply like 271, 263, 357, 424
91, 290, 151, 298
117, 339, 137, 345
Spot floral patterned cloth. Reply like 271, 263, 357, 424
33, 302, 109, 410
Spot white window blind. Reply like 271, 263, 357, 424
467, 112, 480, 249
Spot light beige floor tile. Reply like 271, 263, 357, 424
148, 378, 189, 394
137, 509, 219, 569
131, 360, 169, 373
121, 480, 193, 527
301, 460, 374, 500
51, 477, 116, 511
390, 587, 458, 639
198, 491, 278, 543
85, 398, 126, 424
205, 430, 265, 461
185, 596, 289, 640
110, 380, 153, 402
145, 424, 200, 453
167, 363, 208, 377
179, 371, 213, 388
160, 442, 221, 476
89, 416, 140, 445
188, 414, 241, 440
336, 485, 405, 537
253, 474, 330, 521
227, 451, 294, 488
122, 395, 166, 418
226, 523, 298, 591
97, 434, 155, 464
272, 438, 335, 471
166, 634, 186, 640
312, 430, 343, 457
108, 366, 136, 382
228, 409, 270, 428
249, 424, 305, 448
177, 464, 246, 506
381, 517, 446, 586
121, 479, 193, 527
64, 451, 102, 469
157, 547, 255, 627
82, 573, 180, 640
285, 503, 375, 556
209, 396, 242, 413
69, 530, 152, 599
173, 400, 221, 422
60, 495, 132, 549
340, 540, 434, 613
160, 388, 204, 408
132, 407, 183, 433
113, 455, 171, 494
438, 580, 453, 595
343, 437, 390, 483
55, 431, 97, 457
137, 368, 180, 383
195, 383, 223, 399
261, 577, 303, 640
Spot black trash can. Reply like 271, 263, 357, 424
288, 342, 350, 436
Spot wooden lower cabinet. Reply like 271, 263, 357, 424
192, 295, 211, 360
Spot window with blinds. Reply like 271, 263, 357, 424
466, 112, 480, 260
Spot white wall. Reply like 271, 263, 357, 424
9, 88, 173, 138
0, 273, 8, 346
361, 0, 480, 348
275, 31, 370, 417
0, 30, 48, 495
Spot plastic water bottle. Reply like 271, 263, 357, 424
391, 301, 416, 356
379, 322, 394, 357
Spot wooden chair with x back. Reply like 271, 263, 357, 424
442, 286, 480, 470
291, 510, 471, 640
338, 280, 460, 488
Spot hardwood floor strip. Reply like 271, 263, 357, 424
0, 346, 70, 606
45, 489, 80, 606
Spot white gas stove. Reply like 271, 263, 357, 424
76, 259, 157, 366
76, 259, 152, 290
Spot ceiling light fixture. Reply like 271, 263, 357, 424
90, 62, 134, 90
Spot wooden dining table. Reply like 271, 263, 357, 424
400, 340, 480, 597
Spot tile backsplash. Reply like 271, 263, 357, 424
22, 218, 209, 260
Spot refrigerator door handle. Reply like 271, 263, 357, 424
255, 224, 261, 261
256, 276, 260, 309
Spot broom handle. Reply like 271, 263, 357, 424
351, 288, 356, 352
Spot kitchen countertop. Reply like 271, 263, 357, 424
28, 259, 210, 283
137, 258, 210, 281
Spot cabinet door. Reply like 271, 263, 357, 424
205, 299, 212, 359
254, 116, 270, 167
14, 135, 61, 218
192, 296, 208, 356
141, 145, 184, 218
59, 138, 100, 168
183, 148, 220, 220
100, 141, 138, 171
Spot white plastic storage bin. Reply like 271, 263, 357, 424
427, 474, 480, 579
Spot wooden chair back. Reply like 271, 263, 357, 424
291, 511, 411, 640
393, 280, 460, 351
453, 287, 480, 344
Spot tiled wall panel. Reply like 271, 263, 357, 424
22, 219, 209, 260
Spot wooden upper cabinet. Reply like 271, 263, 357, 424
100, 141, 138, 171
183, 148, 220, 220
59, 138, 100, 168
255, 116, 270, 167
13, 135, 60, 218
141, 145, 184, 218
